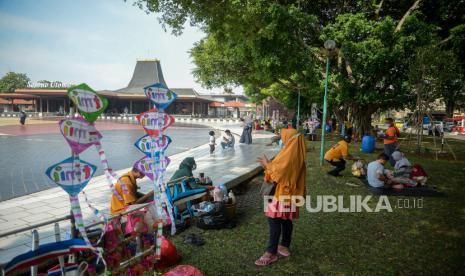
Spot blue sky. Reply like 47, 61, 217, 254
0, 0, 226, 93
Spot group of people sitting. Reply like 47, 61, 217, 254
365, 151, 428, 189
209, 129, 235, 154
324, 134, 428, 189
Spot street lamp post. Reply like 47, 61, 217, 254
320, 40, 336, 166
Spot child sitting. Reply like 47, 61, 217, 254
411, 164, 428, 186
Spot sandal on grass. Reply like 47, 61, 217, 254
255, 254, 278, 266
277, 246, 291, 257
183, 234, 205, 246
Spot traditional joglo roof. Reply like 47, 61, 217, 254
114, 59, 167, 94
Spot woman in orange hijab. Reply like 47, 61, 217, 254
255, 128, 307, 266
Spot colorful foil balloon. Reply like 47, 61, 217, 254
134, 135, 172, 157
45, 157, 97, 196
68, 83, 108, 122
144, 83, 177, 110
136, 108, 174, 137
133, 156, 171, 181
59, 117, 102, 154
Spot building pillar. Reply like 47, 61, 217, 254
40, 97, 43, 113
192, 101, 195, 116
63, 99, 67, 113
46, 99, 49, 113
129, 100, 133, 114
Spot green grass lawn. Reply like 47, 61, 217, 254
168, 135, 465, 275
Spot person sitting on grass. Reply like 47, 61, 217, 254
110, 167, 153, 215
388, 151, 421, 187
220, 129, 235, 149
411, 164, 428, 186
367, 153, 404, 189
392, 151, 412, 178
324, 135, 357, 177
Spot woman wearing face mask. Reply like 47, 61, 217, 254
170, 157, 213, 191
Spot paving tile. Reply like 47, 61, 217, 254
26, 205, 56, 214
0, 244, 31, 264
0, 211, 34, 220
20, 213, 56, 224
0, 206, 27, 214
0, 233, 31, 250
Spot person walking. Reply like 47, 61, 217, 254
19, 110, 27, 125
255, 128, 307, 266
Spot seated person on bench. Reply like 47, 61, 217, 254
221, 130, 235, 149
110, 167, 154, 215
367, 153, 403, 189
170, 157, 214, 190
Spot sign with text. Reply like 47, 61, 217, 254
144, 83, 177, 110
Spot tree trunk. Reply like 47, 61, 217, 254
445, 99, 455, 118
350, 105, 375, 139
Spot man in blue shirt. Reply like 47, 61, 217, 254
367, 153, 390, 188
367, 153, 405, 189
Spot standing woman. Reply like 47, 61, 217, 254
255, 128, 307, 266
239, 115, 253, 144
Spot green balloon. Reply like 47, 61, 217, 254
67, 83, 108, 122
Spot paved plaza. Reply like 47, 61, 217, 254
0, 123, 278, 265
0, 119, 211, 200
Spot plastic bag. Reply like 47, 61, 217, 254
163, 265, 203, 276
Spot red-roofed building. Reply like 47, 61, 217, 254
0, 59, 256, 118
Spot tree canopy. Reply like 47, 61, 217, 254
0, 72, 30, 93
132, 0, 465, 133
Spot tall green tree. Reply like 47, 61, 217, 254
408, 45, 465, 118
132, 0, 465, 132
321, 12, 438, 134
0, 72, 30, 93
